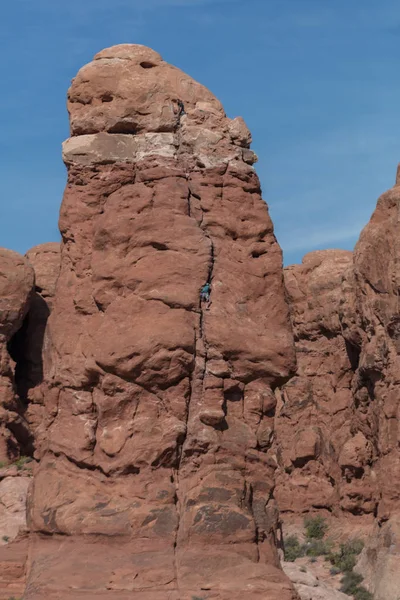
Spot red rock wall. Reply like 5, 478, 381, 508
0, 249, 35, 599
0, 249, 34, 463
341, 180, 400, 598
274, 250, 362, 517
274, 177, 400, 599
8, 243, 61, 456
24, 45, 298, 600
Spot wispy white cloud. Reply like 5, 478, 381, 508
279, 222, 366, 254
265, 104, 400, 263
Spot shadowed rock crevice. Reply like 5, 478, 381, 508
0, 249, 35, 463
8, 297, 50, 404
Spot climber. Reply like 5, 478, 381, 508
177, 99, 186, 116
173, 99, 186, 130
200, 282, 211, 306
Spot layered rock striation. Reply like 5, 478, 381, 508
23, 44, 297, 599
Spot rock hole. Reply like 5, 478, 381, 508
264, 408, 276, 418
213, 419, 229, 432
224, 385, 243, 403
7, 295, 50, 402
140, 61, 157, 69
108, 121, 139, 134
292, 453, 319, 468
345, 339, 361, 371
101, 93, 113, 103
251, 250, 266, 258
121, 465, 140, 475
150, 242, 169, 251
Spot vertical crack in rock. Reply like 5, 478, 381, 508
173, 177, 216, 591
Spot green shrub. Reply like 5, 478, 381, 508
284, 535, 304, 562
15, 456, 32, 470
329, 539, 373, 599
284, 532, 332, 561
340, 571, 364, 594
329, 539, 364, 573
2, 535, 9, 542
346, 539, 365, 555
304, 538, 332, 557
304, 515, 328, 540
354, 587, 374, 600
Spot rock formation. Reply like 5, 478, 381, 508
14, 44, 297, 599
274, 250, 357, 517
0, 249, 34, 463
0, 249, 35, 599
342, 177, 400, 599
274, 176, 400, 599
282, 562, 349, 600
21, 243, 61, 454
0, 41, 399, 600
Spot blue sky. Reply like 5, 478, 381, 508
1, 0, 400, 265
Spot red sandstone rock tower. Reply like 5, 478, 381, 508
24, 45, 297, 599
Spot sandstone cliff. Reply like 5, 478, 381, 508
274, 175, 400, 600
0, 249, 34, 463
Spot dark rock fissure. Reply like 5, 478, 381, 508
172, 178, 217, 589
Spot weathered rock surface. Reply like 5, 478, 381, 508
342, 180, 400, 525
343, 178, 400, 600
275, 174, 400, 599
0, 535, 29, 599
356, 513, 400, 600
0, 250, 36, 598
282, 562, 349, 600
23, 44, 297, 599
22, 243, 61, 455
0, 248, 34, 463
274, 250, 357, 516
0, 471, 31, 543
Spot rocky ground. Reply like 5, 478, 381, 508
283, 559, 349, 600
